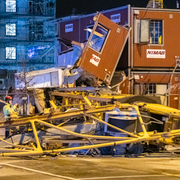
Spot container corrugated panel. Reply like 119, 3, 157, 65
60, 19, 80, 51
119, 78, 129, 94
103, 6, 129, 26
169, 75, 180, 109
133, 10, 180, 68
169, 95, 179, 109
79, 13, 129, 83
134, 74, 170, 84
134, 73, 180, 109
80, 15, 94, 42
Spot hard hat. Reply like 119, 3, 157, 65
5, 96, 13, 101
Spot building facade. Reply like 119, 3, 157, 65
57, 5, 180, 109
0, 0, 56, 72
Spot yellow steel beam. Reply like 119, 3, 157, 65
50, 91, 131, 103
79, 100, 84, 110
0, 138, 35, 150
84, 113, 138, 138
30, 121, 42, 152
0, 148, 31, 153
0, 134, 161, 157
35, 120, 135, 140
49, 135, 161, 154
0, 151, 44, 157
83, 96, 92, 107
57, 119, 71, 127
0, 105, 117, 128
49, 100, 57, 110
57, 103, 87, 108
1, 121, 180, 157
133, 106, 149, 137
137, 103, 180, 116
65, 97, 69, 106
159, 0, 163, 8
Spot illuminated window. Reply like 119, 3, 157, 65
138, 19, 163, 44
6, 47, 16, 60
144, 83, 156, 95
111, 13, 121, 23
89, 24, 109, 52
6, 0, 16, 12
86, 25, 94, 40
6, 23, 16, 36
150, 20, 162, 44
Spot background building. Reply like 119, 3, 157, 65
0, 0, 56, 89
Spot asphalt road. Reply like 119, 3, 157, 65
0, 155, 180, 180
0, 128, 5, 138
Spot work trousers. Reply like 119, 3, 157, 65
5, 127, 10, 139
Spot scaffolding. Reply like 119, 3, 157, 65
29, 0, 54, 16
147, 0, 163, 8
0, 0, 56, 72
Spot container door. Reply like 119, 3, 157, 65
51, 71, 59, 86
78, 13, 129, 83
156, 84, 168, 105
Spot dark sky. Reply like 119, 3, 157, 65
56, 0, 179, 18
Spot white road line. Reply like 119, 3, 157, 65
79, 174, 165, 180
0, 163, 80, 180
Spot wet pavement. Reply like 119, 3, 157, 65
0, 155, 180, 180
0, 128, 5, 139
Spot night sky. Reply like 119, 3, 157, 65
56, 0, 179, 18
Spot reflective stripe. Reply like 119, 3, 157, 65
3, 103, 19, 121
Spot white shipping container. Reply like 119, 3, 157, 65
15, 68, 64, 89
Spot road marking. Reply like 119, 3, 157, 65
80, 174, 165, 180
0, 163, 80, 180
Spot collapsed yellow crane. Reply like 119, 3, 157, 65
1, 9, 180, 157
0, 91, 180, 157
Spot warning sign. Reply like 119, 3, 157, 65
90, 54, 101, 66
146, 49, 166, 58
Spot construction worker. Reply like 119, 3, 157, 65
3, 96, 19, 138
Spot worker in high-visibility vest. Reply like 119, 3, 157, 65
3, 96, 19, 138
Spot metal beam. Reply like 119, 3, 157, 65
0, 105, 117, 128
